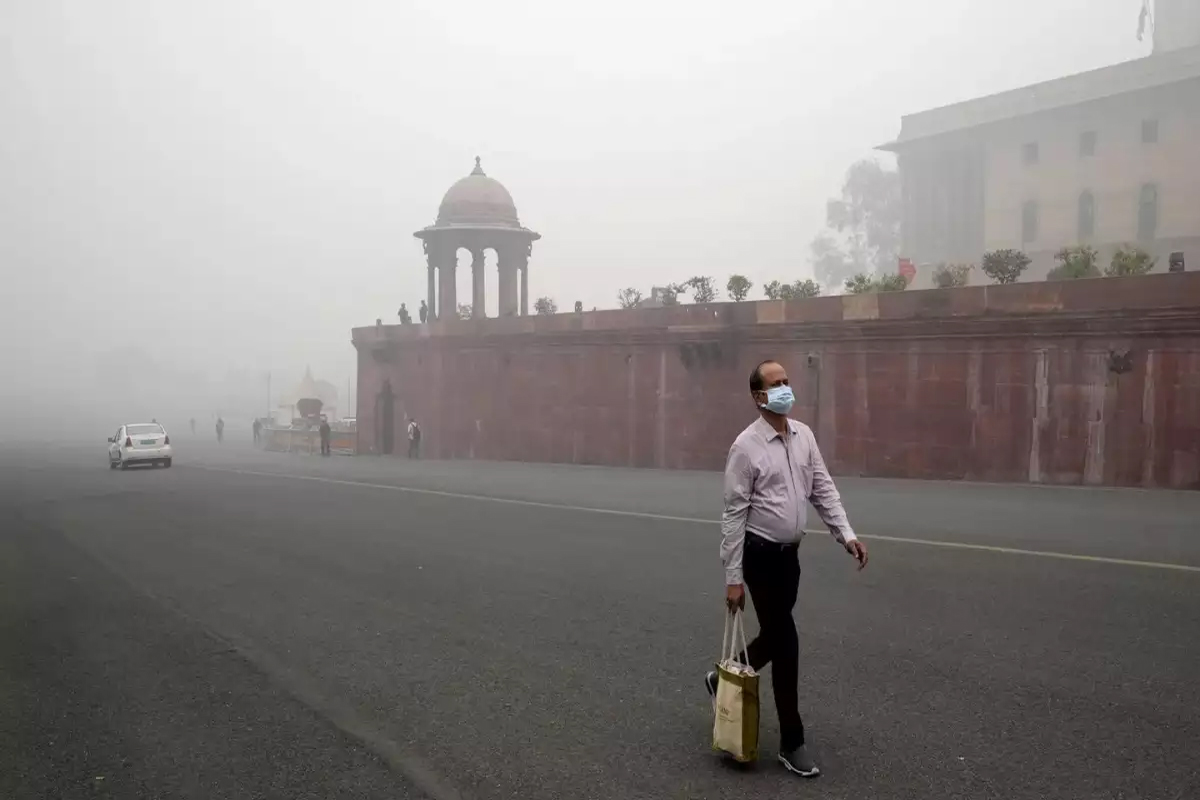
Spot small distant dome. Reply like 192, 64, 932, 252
435, 157, 521, 228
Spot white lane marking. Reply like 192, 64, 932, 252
184, 464, 1200, 574
185, 464, 707, 524
866, 534, 1200, 574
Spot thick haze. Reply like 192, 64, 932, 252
1, 1, 1145, 424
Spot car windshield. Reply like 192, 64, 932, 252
127, 424, 164, 436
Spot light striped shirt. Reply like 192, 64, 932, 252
721, 416, 856, 585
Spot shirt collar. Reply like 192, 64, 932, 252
754, 415, 792, 442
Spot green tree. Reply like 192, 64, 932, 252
1106, 244, 1157, 276
1047, 246, 1101, 280
932, 263, 973, 288
534, 296, 557, 315
726, 274, 753, 302
616, 287, 643, 309
809, 232, 855, 290
981, 249, 1031, 285
810, 159, 901, 288
684, 276, 717, 303
659, 283, 686, 306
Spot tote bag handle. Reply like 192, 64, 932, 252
721, 609, 751, 665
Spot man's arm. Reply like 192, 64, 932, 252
806, 428, 868, 568
721, 444, 754, 586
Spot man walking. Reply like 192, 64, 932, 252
407, 417, 421, 459
707, 359, 868, 779
319, 417, 332, 456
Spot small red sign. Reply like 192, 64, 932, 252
898, 258, 916, 281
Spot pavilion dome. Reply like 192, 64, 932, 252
434, 157, 522, 228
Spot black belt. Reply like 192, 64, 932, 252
746, 532, 799, 552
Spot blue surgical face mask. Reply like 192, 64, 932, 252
759, 384, 795, 415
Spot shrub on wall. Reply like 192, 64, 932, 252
844, 274, 875, 294
1106, 244, 1157, 277
932, 263, 972, 288
1047, 246, 1101, 280
981, 249, 1030, 285
876, 274, 910, 292
845, 273, 908, 294
790, 279, 823, 298
763, 279, 822, 300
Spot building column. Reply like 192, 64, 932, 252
496, 244, 518, 317
438, 246, 457, 320
520, 263, 529, 316
426, 261, 436, 321
471, 248, 486, 319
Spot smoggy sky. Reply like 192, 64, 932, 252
0, 0, 1148, 407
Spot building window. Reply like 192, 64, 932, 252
1078, 191, 1095, 240
1079, 130, 1096, 157
1138, 184, 1158, 241
1022, 200, 1039, 244
1022, 142, 1039, 165
1142, 118, 1159, 144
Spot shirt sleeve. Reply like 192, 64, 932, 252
721, 442, 755, 585
806, 428, 857, 544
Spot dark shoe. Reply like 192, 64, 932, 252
704, 670, 718, 701
779, 745, 820, 778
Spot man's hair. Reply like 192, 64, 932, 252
749, 360, 779, 393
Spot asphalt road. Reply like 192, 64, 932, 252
3, 438, 1199, 800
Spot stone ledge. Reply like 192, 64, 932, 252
354, 272, 1200, 348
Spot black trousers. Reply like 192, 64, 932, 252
320, 437, 330, 455
741, 532, 804, 751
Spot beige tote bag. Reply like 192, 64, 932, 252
712, 610, 759, 762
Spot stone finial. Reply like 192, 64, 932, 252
471, 156, 485, 176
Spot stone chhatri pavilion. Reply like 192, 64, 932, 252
414, 157, 541, 321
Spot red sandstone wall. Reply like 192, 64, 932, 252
354, 274, 1200, 489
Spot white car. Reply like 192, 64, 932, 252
108, 423, 173, 469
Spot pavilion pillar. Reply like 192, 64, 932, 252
426, 261, 436, 321
471, 248, 486, 319
438, 246, 457, 320
497, 244, 519, 317
520, 262, 529, 316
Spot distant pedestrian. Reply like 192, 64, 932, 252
708, 359, 868, 780
419, 300, 428, 324
215, 417, 225, 444
399, 303, 412, 324
407, 418, 421, 459
190, 418, 196, 435
319, 418, 332, 456
252, 418, 263, 444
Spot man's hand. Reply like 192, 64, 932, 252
725, 584, 746, 612
846, 539, 868, 570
